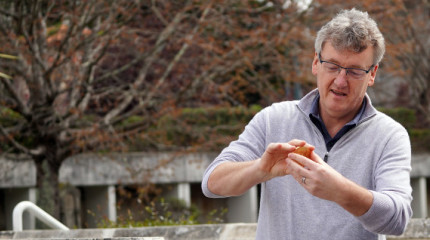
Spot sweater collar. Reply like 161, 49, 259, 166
297, 88, 377, 124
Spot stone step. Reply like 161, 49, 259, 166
1, 221, 429, 240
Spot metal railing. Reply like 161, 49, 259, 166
12, 201, 69, 231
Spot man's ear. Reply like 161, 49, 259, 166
312, 52, 319, 76
368, 65, 378, 87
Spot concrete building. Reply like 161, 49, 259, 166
0, 152, 428, 230
0, 152, 258, 230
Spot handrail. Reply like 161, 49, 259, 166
12, 201, 69, 231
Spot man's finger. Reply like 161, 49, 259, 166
287, 157, 310, 178
288, 152, 315, 169
310, 151, 325, 164
287, 139, 307, 147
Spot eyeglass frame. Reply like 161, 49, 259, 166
318, 53, 375, 79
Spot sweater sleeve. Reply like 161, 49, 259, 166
201, 107, 268, 198
356, 124, 413, 235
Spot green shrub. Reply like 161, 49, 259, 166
97, 197, 227, 228
409, 128, 430, 153
143, 105, 262, 151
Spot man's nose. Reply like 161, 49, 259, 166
334, 68, 348, 87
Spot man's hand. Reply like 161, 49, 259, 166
257, 139, 315, 182
286, 150, 373, 216
207, 139, 313, 197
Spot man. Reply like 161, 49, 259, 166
201, 8, 412, 240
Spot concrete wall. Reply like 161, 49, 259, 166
59, 152, 218, 186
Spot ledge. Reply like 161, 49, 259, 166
1, 219, 429, 240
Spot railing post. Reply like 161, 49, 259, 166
12, 201, 69, 231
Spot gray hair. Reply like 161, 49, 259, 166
315, 8, 385, 65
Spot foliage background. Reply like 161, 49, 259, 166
0, 0, 429, 227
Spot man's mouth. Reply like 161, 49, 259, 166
331, 89, 347, 96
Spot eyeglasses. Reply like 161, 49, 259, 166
318, 53, 374, 80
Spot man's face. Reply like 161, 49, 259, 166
311, 42, 378, 121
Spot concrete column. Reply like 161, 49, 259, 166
226, 186, 258, 223
3, 187, 37, 230
177, 183, 191, 207
164, 183, 191, 207
411, 177, 428, 218
82, 185, 117, 228
27, 188, 37, 229
108, 185, 116, 222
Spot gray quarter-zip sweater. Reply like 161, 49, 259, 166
202, 89, 412, 240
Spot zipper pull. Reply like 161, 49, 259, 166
323, 152, 329, 162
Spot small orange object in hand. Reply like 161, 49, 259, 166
293, 146, 312, 158
292, 146, 312, 166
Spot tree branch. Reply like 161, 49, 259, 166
0, 123, 31, 155
143, 1, 213, 105
0, 76, 30, 116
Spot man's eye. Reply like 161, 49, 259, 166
323, 63, 337, 70
348, 70, 364, 76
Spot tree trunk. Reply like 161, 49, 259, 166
47, 160, 61, 220
34, 155, 62, 221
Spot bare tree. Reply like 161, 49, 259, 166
0, 0, 320, 220
0, 0, 209, 218
182, 0, 317, 106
